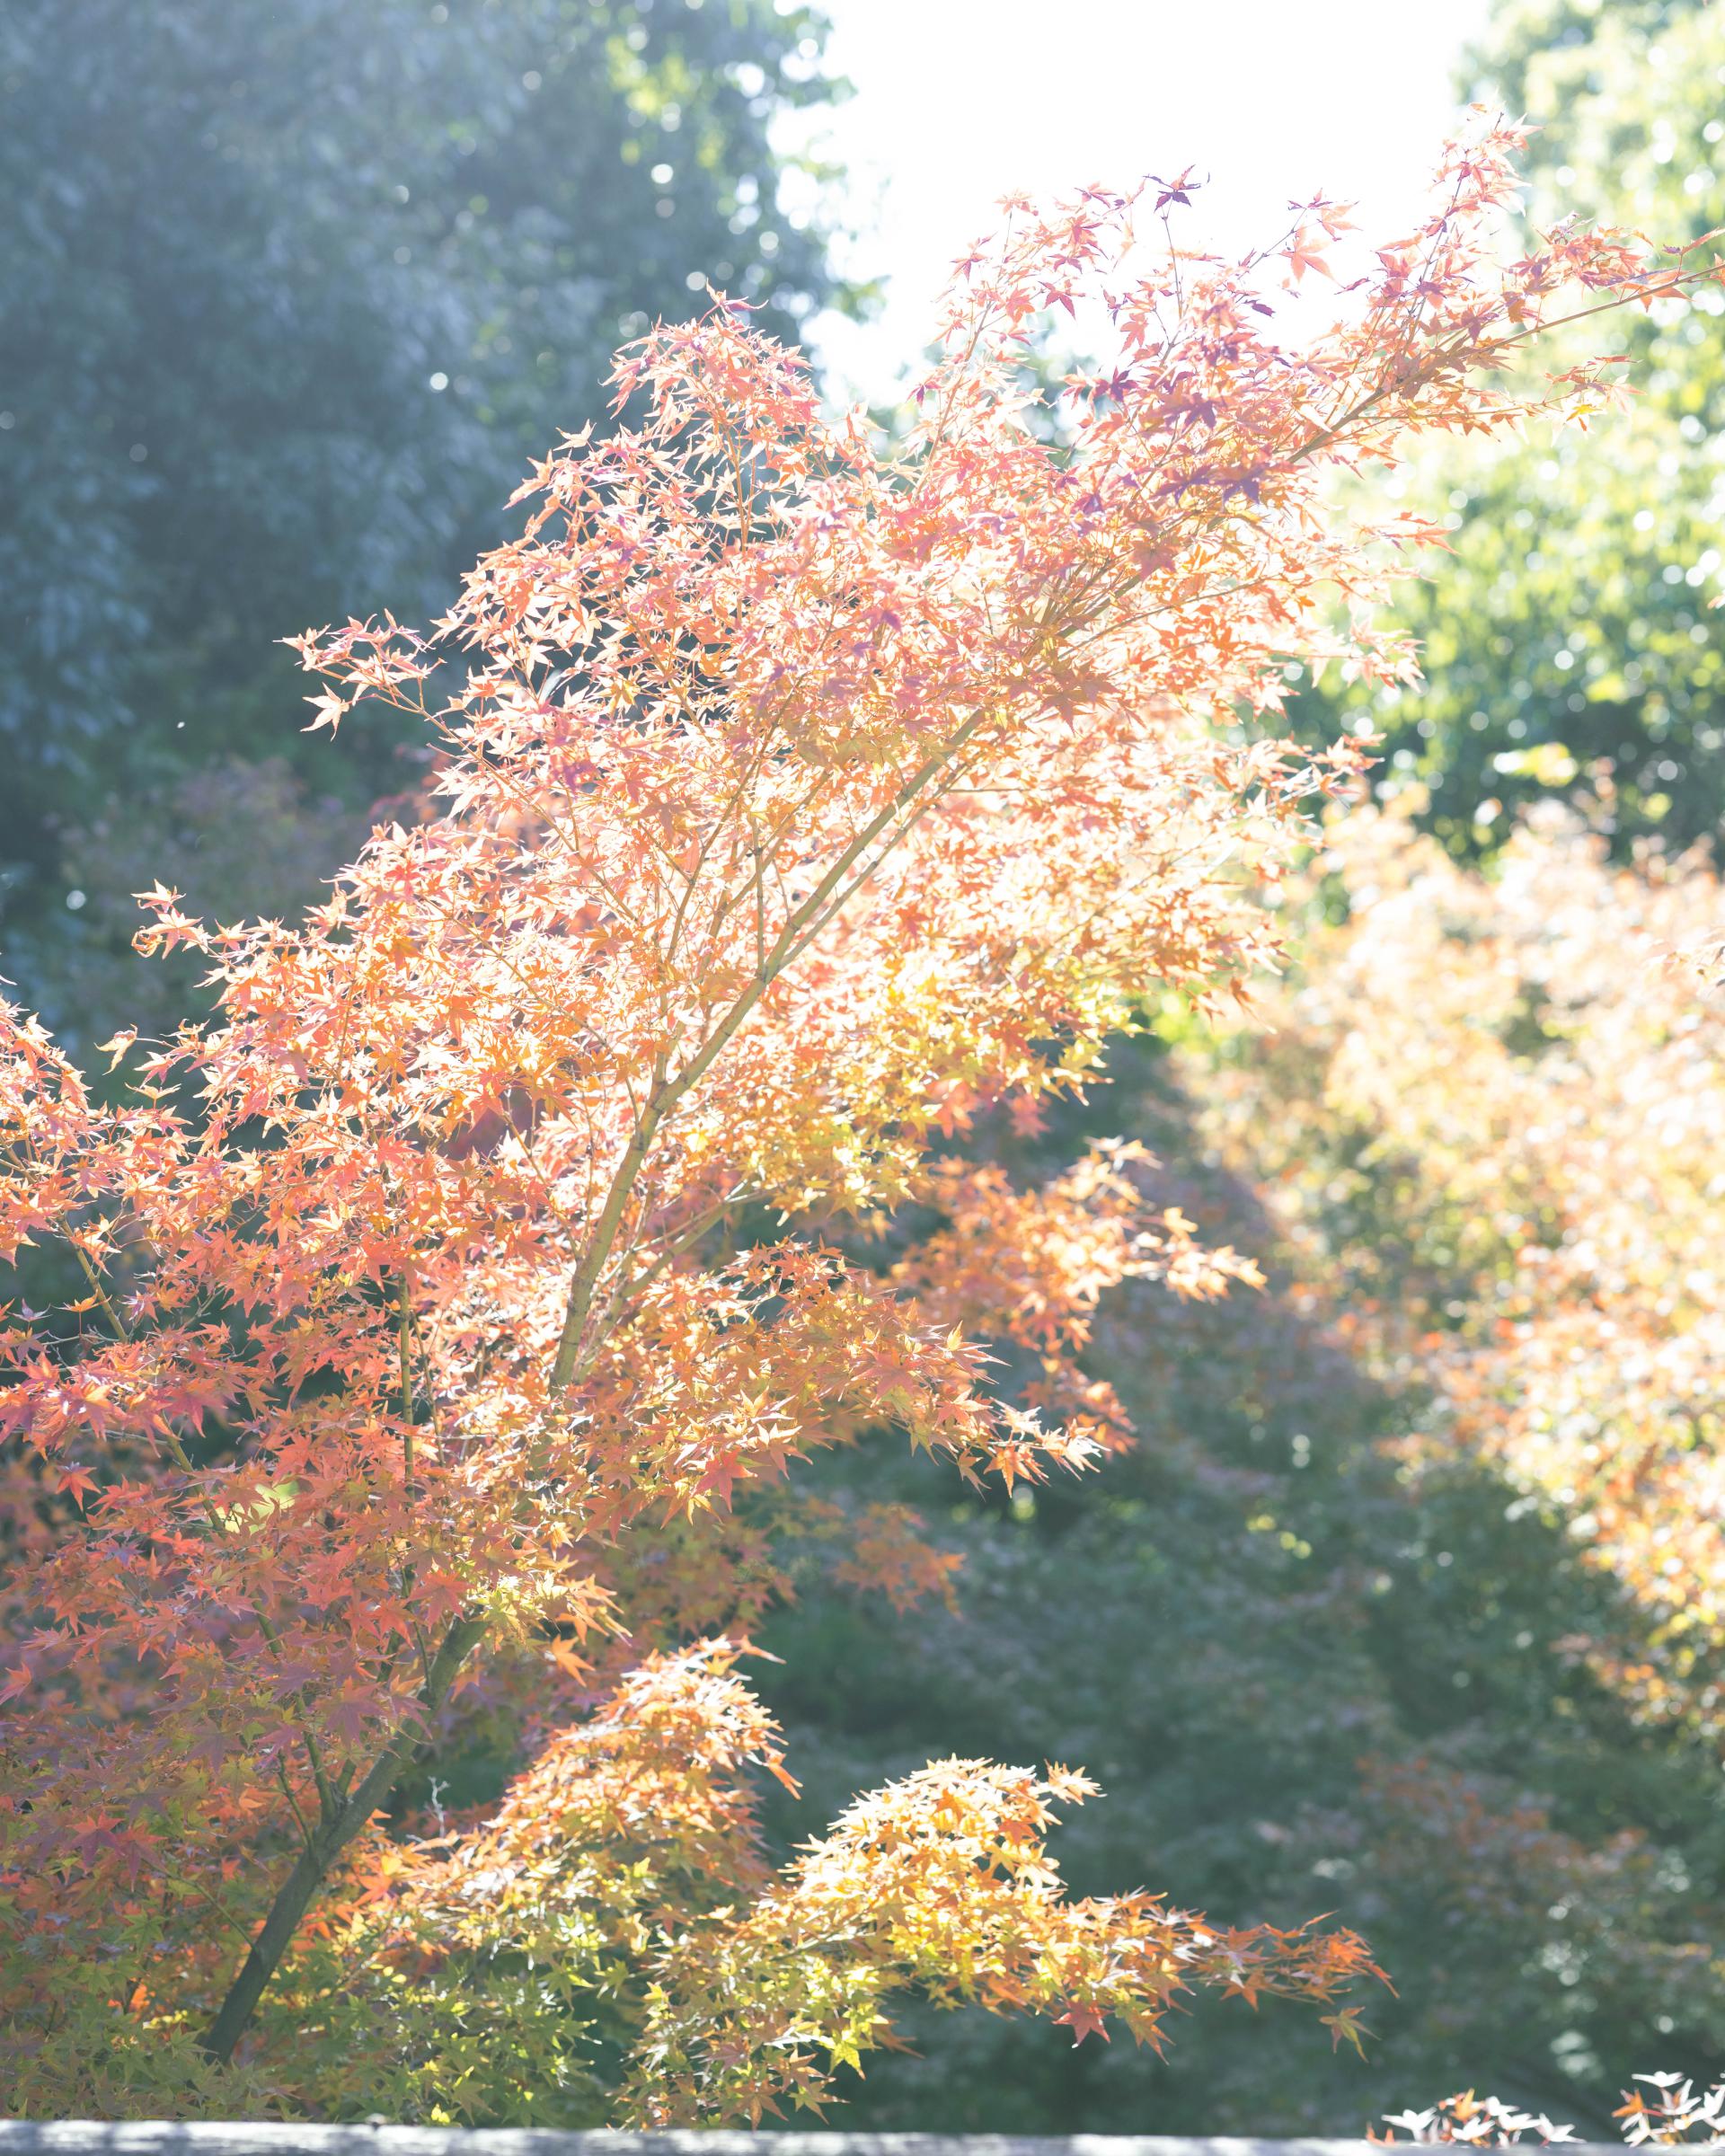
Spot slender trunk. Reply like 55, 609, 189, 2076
199, 1611, 485, 2066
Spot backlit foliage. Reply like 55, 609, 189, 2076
0, 127, 1701, 2116
1376, 2074, 1725, 2144
1199, 798, 1725, 1747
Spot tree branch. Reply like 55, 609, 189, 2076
545, 703, 995, 1394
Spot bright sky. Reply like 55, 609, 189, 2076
784, 0, 1499, 406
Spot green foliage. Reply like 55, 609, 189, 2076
1296, 0, 1725, 851
0, 0, 844, 1039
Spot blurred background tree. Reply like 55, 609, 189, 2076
1296, 0, 1725, 853
739, 1035, 1725, 2136
0, 0, 846, 1040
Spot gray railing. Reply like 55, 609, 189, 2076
0, 2130, 1662, 2156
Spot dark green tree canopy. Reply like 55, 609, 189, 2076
0, 0, 844, 1026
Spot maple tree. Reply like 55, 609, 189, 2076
0, 125, 1712, 2119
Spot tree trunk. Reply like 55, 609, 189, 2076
199, 1610, 485, 2065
